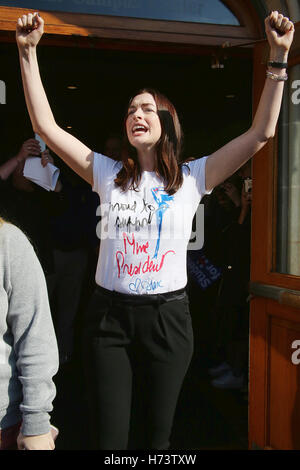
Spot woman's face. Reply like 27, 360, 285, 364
125, 92, 162, 151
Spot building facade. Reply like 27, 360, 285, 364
0, 0, 300, 450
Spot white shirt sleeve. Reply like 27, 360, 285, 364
186, 156, 213, 199
92, 152, 121, 196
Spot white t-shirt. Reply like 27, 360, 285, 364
93, 152, 211, 295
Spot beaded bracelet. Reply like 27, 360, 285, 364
266, 70, 288, 81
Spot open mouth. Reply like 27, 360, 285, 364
132, 124, 148, 135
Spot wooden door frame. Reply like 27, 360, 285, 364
249, 21, 300, 451
249, 296, 300, 449
0, 1, 262, 51
251, 22, 300, 292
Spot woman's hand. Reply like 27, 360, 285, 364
16, 12, 44, 50
265, 11, 294, 56
17, 431, 55, 450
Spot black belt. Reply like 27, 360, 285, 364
95, 284, 186, 305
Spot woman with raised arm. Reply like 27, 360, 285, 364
16, 11, 294, 450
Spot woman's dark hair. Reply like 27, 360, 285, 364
114, 88, 184, 195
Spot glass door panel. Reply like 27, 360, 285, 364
276, 63, 300, 276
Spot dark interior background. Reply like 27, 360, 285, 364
0, 42, 252, 163
0, 40, 253, 450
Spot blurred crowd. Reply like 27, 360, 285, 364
0, 136, 105, 365
0, 134, 251, 388
187, 160, 252, 394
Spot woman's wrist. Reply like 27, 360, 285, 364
269, 48, 289, 63
18, 44, 37, 61
267, 50, 288, 78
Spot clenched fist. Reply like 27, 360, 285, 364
265, 11, 294, 53
16, 12, 44, 49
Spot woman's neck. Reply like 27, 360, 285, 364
137, 147, 156, 172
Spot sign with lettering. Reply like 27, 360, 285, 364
187, 248, 222, 290
3, 0, 239, 25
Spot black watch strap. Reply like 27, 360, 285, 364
268, 61, 288, 69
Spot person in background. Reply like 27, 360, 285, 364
9, 144, 87, 365
0, 138, 41, 223
11, 144, 61, 276
207, 175, 252, 390
46, 165, 95, 365
103, 133, 122, 161
0, 218, 59, 450
0, 138, 41, 181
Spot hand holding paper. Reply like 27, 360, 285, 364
23, 156, 60, 191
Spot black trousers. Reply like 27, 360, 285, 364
82, 285, 194, 450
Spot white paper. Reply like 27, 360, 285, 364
23, 157, 60, 191
35, 133, 46, 152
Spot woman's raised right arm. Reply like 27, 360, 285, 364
16, 12, 94, 185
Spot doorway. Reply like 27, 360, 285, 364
0, 42, 252, 160
0, 40, 253, 449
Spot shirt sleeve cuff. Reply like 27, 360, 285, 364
203, 156, 213, 195
92, 151, 98, 193
21, 412, 51, 436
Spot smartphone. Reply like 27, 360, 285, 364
35, 132, 46, 153
244, 178, 252, 193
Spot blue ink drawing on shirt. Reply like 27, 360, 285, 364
151, 187, 174, 259
129, 278, 164, 294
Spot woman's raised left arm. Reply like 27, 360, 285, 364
205, 11, 294, 192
